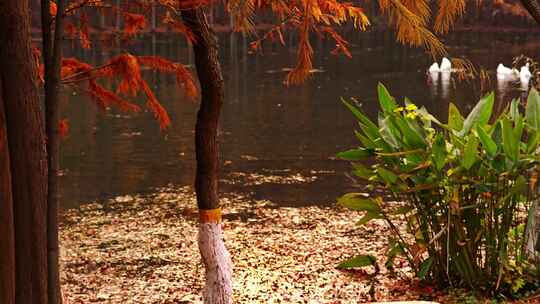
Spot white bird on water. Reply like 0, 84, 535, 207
428, 62, 440, 73
428, 57, 451, 72
440, 57, 452, 71
496, 63, 518, 77
520, 63, 532, 80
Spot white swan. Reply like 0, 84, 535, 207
519, 64, 532, 90
497, 63, 518, 76
440, 57, 452, 71
428, 62, 440, 73
520, 64, 532, 80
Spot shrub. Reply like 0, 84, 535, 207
338, 84, 540, 296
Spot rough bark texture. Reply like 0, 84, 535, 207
182, 8, 233, 304
42, 0, 65, 302
520, 0, 540, 25
520, 0, 540, 258
182, 8, 223, 211
0, 77, 16, 304
0, 0, 49, 303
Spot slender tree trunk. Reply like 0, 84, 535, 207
0, 1, 49, 303
41, 0, 65, 303
0, 78, 16, 304
182, 8, 233, 304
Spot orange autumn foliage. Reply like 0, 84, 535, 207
39, 0, 469, 132
162, 11, 197, 43
87, 80, 142, 112
123, 13, 146, 38
60, 58, 141, 112
58, 54, 196, 130
50, 1, 58, 16
79, 13, 91, 49
136, 56, 198, 98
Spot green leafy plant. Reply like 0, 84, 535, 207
338, 83, 540, 296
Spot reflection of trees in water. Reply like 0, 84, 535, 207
28, 0, 537, 35
59, 27, 538, 207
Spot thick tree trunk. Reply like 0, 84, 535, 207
519, 0, 540, 259
41, 0, 65, 303
520, 0, 540, 25
0, 78, 16, 304
0, 1, 49, 303
182, 8, 233, 304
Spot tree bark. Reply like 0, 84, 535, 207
0, 1, 49, 303
183, 9, 223, 211
182, 8, 233, 304
0, 77, 16, 304
520, 0, 540, 25
41, 0, 65, 303
519, 0, 540, 259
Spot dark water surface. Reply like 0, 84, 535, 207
59, 29, 540, 209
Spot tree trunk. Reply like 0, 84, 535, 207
519, 0, 540, 259
41, 0, 65, 303
526, 206, 540, 257
0, 1, 49, 303
520, 0, 540, 25
182, 8, 233, 304
0, 78, 16, 304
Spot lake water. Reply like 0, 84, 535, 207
59, 28, 540, 209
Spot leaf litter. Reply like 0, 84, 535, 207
60, 181, 526, 303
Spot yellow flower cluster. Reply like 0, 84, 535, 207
393, 104, 418, 119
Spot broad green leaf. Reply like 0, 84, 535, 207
459, 92, 495, 136
355, 130, 376, 149
527, 131, 540, 154
377, 167, 398, 184
514, 115, 524, 143
461, 135, 479, 170
342, 99, 377, 129
394, 116, 426, 148
418, 106, 443, 127
356, 211, 383, 225
526, 88, 540, 131
352, 163, 373, 180
432, 133, 446, 170
337, 194, 381, 212
379, 114, 401, 148
492, 122, 503, 147
418, 257, 433, 279
337, 254, 377, 269
337, 148, 372, 160
342, 99, 381, 141
376, 149, 423, 157
476, 126, 497, 157
377, 83, 397, 113
448, 103, 464, 131
510, 98, 520, 121
501, 117, 518, 163
358, 122, 380, 143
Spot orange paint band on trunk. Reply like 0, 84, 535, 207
199, 208, 222, 223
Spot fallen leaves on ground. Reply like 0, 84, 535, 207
59, 184, 489, 303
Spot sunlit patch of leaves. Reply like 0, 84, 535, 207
59, 186, 423, 303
